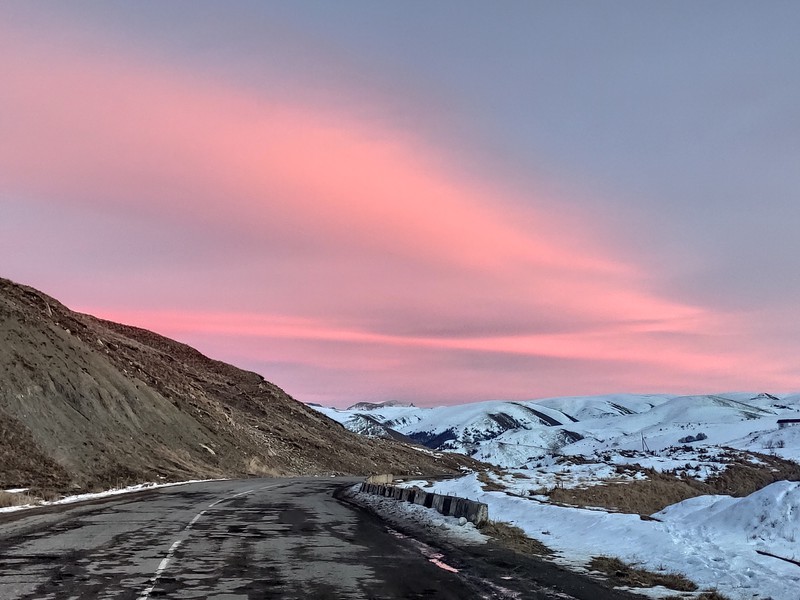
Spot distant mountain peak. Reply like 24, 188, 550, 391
346, 400, 416, 411
309, 391, 800, 470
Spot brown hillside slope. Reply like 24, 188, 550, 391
0, 277, 473, 490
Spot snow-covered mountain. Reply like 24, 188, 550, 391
346, 400, 416, 411
311, 392, 800, 468
327, 393, 800, 599
328, 392, 800, 600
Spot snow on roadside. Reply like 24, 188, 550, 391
0, 480, 213, 514
402, 474, 800, 600
341, 484, 486, 546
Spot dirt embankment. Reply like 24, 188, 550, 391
0, 277, 475, 491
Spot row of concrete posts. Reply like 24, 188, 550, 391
359, 481, 489, 527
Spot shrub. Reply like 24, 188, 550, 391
481, 520, 552, 556
589, 556, 697, 591
0, 491, 38, 508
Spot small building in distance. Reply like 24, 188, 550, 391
777, 418, 800, 429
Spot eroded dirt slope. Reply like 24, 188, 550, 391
0, 277, 473, 490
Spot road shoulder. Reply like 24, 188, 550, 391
336, 483, 648, 600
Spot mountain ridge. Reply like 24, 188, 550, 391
312, 391, 800, 467
0, 277, 473, 490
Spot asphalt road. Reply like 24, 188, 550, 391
0, 478, 643, 599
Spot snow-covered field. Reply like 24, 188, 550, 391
314, 393, 800, 599
398, 474, 800, 600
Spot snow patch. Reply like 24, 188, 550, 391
0, 480, 215, 514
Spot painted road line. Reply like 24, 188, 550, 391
136, 539, 183, 600
137, 487, 256, 600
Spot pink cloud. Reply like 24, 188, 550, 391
1, 23, 796, 405
80, 307, 798, 405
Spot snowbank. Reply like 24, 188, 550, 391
657, 481, 800, 561
406, 475, 800, 600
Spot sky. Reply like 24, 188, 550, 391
1, 2, 799, 407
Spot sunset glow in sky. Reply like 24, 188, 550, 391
2, 2, 799, 406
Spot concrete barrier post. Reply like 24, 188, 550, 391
441, 496, 452, 515
358, 480, 489, 527
466, 502, 489, 527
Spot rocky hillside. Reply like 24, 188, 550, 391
0, 277, 473, 491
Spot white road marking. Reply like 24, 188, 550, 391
208, 488, 254, 508
136, 487, 258, 600
136, 539, 183, 600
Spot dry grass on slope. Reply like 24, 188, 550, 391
549, 452, 800, 515
481, 520, 553, 556
0, 491, 38, 508
704, 452, 800, 496
589, 556, 697, 592
548, 471, 708, 515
